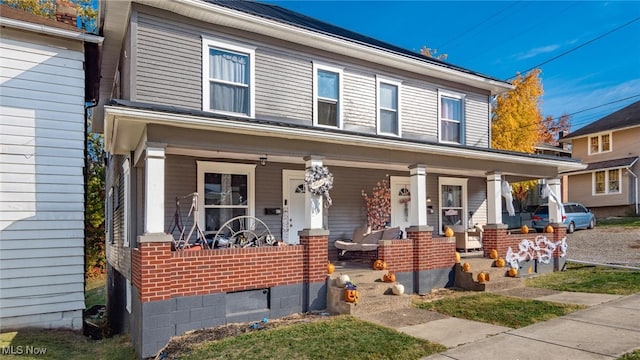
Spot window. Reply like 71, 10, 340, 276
588, 132, 612, 155
593, 169, 621, 195
202, 37, 255, 117
377, 76, 401, 136
313, 63, 342, 128
438, 177, 468, 234
122, 158, 130, 247
438, 90, 465, 144
197, 162, 255, 234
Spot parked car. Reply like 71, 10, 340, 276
531, 203, 596, 234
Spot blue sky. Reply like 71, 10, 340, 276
268, 1, 640, 132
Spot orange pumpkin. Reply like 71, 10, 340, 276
373, 259, 387, 271
344, 289, 359, 303
462, 262, 471, 272
455, 251, 461, 263
508, 267, 518, 277
477, 272, 489, 282
489, 249, 499, 260
495, 258, 506, 268
545, 225, 554, 233
383, 271, 396, 283
444, 227, 454, 238
327, 262, 335, 274
521, 225, 529, 234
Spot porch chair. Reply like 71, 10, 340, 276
454, 224, 483, 253
334, 226, 378, 256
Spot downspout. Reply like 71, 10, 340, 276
627, 167, 639, 216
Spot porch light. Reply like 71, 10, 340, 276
426, 197, 432, 203
259, 156, 268, 166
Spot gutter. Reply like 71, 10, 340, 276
0, 17, 104, 44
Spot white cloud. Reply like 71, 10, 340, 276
515, 44, 560, 60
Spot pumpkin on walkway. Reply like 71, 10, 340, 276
327, 262, 335, 274
508, 267, 518, 277
373, 259, 387, 270
489, 249, 499, 260
477, 272, 490, 282
495, 258, 506, 268
462, 262, 471, 272
455, 251, 461, 263
392, 283, 405, 295
383, 271, 396, 283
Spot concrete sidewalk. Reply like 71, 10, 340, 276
405, 291, 640, 360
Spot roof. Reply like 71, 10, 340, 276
205, 0, 507, 85
562, 100, 640, 140
0, 5, 80, 32
535, 143, 572, 155
564, 156, 638, 175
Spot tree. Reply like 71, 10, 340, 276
420, 46, 448, 61
491, 69, 544, 153
540, 114, 571, 146
85, 133, 105, 279
2, 0, 97, 33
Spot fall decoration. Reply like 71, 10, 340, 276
361, 178, 391, 230
382, 271, 396, 283
545, 225, 554, 233
327, 262, 335, 274
508, 267, 518, 277
462, 262, 471, 272
344, 281, 359, 303
305, 165, 334, 207
489, 249, 499, 260
455, 251, 461, 263
373, 259, 387, 271
505, 236, 568, 269
336, 274, 350, 288
495, 258, 506, 268
392, 283, 405, 295
444, 227, 454, 238
477, 272, 490, 283
521, 224, 529, 234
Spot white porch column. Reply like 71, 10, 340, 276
409, 164, 427, 226
548, 178, 563, 224
486, 172, 502, 224
144, 145, 166, 234
304, 156, 324, 229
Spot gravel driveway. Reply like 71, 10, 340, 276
565, 226, 640, 268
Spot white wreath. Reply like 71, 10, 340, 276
305, 165, 334, 207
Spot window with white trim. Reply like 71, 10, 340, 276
438, 177, 468, 234
202, 37, 255, 117
122, 158, 130, 247
197, 162, 256, 234
313, 63, 342, 128
588, 132, 611, 155
438, 90, 465, 144
377, 76, 401, 136
593, 169, 621, 195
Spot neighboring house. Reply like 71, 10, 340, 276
561, 101, 640, 218
0, 6, 102, 330
96, 1, 583, 357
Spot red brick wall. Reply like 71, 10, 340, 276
409, 231, 429, 271
429, 237, 456, 269
300, 234, 329, 283
132, 242, 306, 303
378, 240, 413, 272
377, 231, 455, 272
483, 225, 567, 259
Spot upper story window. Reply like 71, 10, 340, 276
313, 63, 342, 128
588, 133, 611, 155
377, 76, 401, 136
202, 37, 255, 117
593, 169, 620, 195
438, 90, 465, 144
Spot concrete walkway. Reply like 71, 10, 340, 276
403, 291, 640, 360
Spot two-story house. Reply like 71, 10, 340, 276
561, 100, 640, 217
0, 6, 102, 331
96, 0, 583, 357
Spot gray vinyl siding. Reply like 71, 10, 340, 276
468, 177, 488, 226
0, 32, 84, 329
343, 69, 376, 133
255, 49, 312, 123
105, 155, 132, 278
465, 92, 490, 147
402, 80, 438, 141
135, 12, 201, 107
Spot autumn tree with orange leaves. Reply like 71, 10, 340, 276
540, 114, 571, 145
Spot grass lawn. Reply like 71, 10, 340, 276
597, 217, 640, 227
0, 329, 136, 360
620, 349, 640, 360
414, 293, 585, 328
85, 274, 107, 309
526, 263, 640, 295
180, 316, 446, 360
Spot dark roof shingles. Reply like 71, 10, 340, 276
564, 100, 640, 139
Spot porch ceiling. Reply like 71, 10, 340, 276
104, 105, 585, 181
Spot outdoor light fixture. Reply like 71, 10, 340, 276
259, 156, 268, 166
426, 197, 432, 203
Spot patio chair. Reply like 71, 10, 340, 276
334, 226, 378, 256
454, 224, 483, 252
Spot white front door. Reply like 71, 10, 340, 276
438, 177, 468, 234
283, 170, 306, 244
390, 176, 411, 237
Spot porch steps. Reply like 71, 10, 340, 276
327, 266, 412, 316
454, 257, 526, 292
